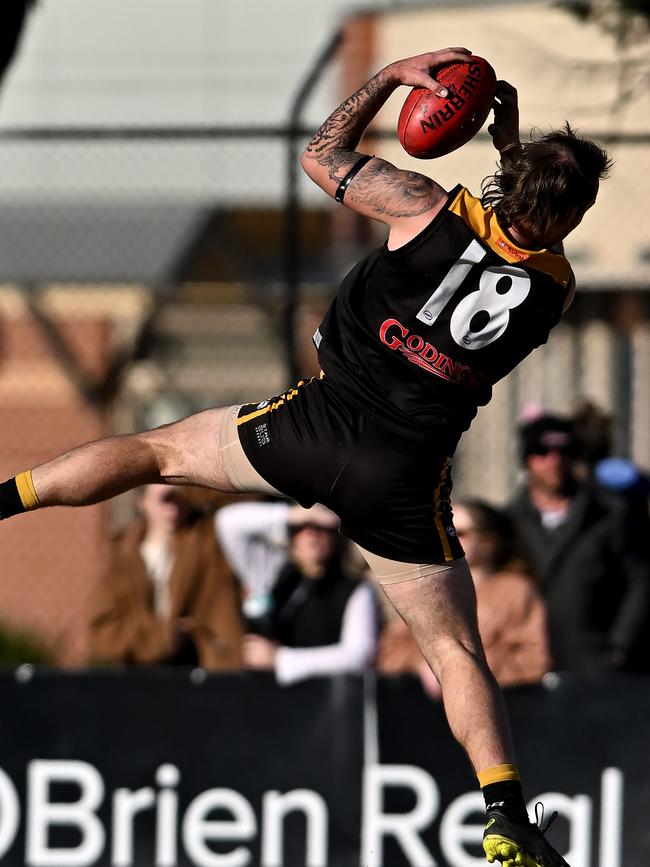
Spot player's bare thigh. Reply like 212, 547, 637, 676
146, 404, 281, 496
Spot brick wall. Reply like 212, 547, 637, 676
0, 291, 111, 665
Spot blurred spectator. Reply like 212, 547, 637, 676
378, 500, 551, 698
509, 414, 650, 673
89, 485, 244, 669
570, 398, 613, 477
216, 501, 378, 685
571, 399, 650, 540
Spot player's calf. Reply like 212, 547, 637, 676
0, 406, 238, 521
1, 431, 163, 517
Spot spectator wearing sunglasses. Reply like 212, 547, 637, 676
508, 414, 650, 673
215, 501, 378, 684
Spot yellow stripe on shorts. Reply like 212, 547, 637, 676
433, 458, 453, 561
237, 379, 308, 427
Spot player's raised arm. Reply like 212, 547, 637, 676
300, 48, 471, 231
488, 80, 522, 159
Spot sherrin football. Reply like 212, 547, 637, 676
398, 56, 497, 159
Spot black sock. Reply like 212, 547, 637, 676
482, 779, 530, 824
0, 478, 27, 520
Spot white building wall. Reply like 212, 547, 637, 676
0, 0, 382, 205
0, 0, 370, 127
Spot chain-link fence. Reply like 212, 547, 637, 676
0, 126, 648, 663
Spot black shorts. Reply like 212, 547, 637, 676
235, 376, 464, 564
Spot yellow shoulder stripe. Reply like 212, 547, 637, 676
449, 187, 573, 289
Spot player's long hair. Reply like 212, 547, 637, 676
481, 123, 612, 243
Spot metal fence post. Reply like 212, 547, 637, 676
284, 30, 343, 383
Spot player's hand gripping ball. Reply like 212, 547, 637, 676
398, 56, 497, 159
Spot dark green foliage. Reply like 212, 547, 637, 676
556, 0, 650, 44
619, 0, 650, 21
556, 0, 594, 20
557, 0, 650, 24
0, 623, 50, 665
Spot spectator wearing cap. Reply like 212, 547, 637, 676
215, 501, 378, 684
508, 414, 650, 673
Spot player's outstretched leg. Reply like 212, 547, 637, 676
0, 407, 238, 520
382, 558, 569, 867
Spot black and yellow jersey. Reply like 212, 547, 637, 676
315, 184, 573, 450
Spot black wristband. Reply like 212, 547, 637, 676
335, 154, 374, 204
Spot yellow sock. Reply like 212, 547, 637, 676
15, 470, 40, 511
477, 763, 520, 787
479, 764, 527, 822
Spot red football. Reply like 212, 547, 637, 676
398, 56, 497, 159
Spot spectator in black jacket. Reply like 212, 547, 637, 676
216, 501, 378, 684
509, 414, 650, 673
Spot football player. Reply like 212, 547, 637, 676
1, 48, 610, 867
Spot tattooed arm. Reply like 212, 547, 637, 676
300, 48, 471, 241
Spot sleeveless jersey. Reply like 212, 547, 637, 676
315, 184, 573, 450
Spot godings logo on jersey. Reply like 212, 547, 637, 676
378, 318, 485, 387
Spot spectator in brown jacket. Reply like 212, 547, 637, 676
89, 485, 244, 669
378, 499, 552, 697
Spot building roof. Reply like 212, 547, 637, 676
0, 201, 212, 284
